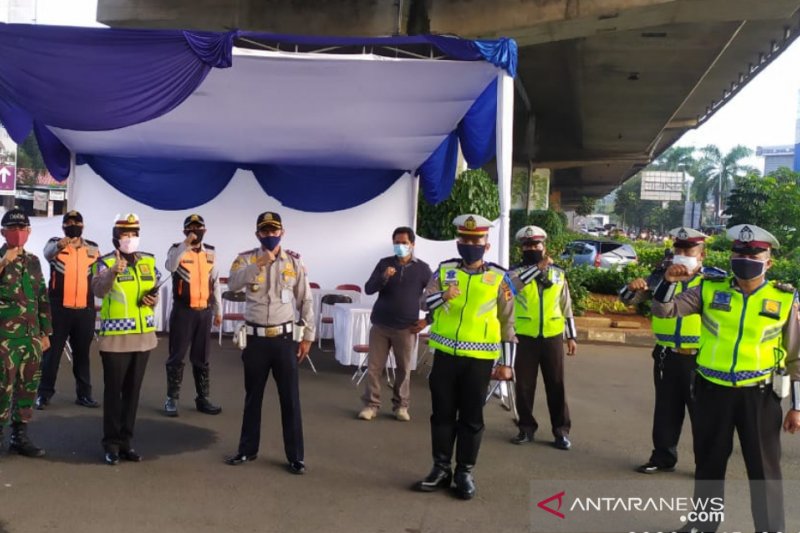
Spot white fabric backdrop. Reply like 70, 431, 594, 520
52, 165, 501, 291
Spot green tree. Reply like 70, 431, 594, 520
692, 145, 759, 225
575, 196, 596, 217
417, 168, 500, 240
650, 146, 698, 173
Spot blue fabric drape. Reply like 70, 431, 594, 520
79, 155, 238, 210
418, 132, 459, 205
250, 165, 405, 213
457, 79, 498, 169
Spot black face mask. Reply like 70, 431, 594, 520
730, 258, 766, 281
457, 243, 485, 264
184, 229, 205, 244
522, 250, 544, 266
64, 225, 83, 239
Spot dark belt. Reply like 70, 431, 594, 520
245, 321, 292, 338
671, 347, 698, 356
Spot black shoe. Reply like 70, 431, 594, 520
8, 423, 45, 458
119, 449, 142, 462
554, 436, 571, 450
413, 465, 453, 492
510, 430, 534, 445
164, 397, 178, 417
195, 397, 222, 415
287, 461, 306, 475
104, 452, 120, 465
453, 467, 476, 500
636, 462, 676, 474
75, 396, 100, 408
34, 395, 49, 410
224, 453, 257, 466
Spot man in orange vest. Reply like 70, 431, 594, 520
36, 210, 101, 409
163, 214, 222, 416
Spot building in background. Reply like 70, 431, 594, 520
756, 145, 795, 174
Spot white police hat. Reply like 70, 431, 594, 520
515, 225, 548, 243
727, 224, 779, 251
452, 214, 493, 236
668, 227, 707, 247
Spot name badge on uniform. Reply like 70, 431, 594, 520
761, 299, 782, 319
481, 271, 497, 285
444, 269, 458, 286
710, 291, 732, 312
281, 288, 293, 304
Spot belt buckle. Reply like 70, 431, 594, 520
265, 325, 281, 337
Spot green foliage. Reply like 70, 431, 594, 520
417, 169, 500, 240
562, 263, 650, 315
632, 242, 670, 270
612, 174, 684, 231
509, 209, 570, 265
575, 196, 596, 217
692, 144, 758, 225
583, 295, 631, 315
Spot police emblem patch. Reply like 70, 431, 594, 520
677, 228, 688, 240
710, 290, 732, 311
524, 227, 534, 238
482, 271, 497, 285
739, 226, 754, 242
761, 299, 782, 319
444, 269, 458, 286
464, 217, 477, 230
139, 264, 151, 275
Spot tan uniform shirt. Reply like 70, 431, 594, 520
228, 247, 315, 341
421, 260, 516, 343
652, 282, 800, 381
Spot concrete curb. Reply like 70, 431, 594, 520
574, 316, 654, 347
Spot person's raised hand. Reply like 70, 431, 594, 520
664, 264, 692, 283
114, 250, 128, 274
256, 249, 275, 268
443, 284, 461, 302
627, 278, 648, 292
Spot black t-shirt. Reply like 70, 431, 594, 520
364, 255, 432, 330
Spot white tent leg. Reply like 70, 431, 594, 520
495, 72, 514, 269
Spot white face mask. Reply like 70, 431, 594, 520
118, 236, 140, 254
672, 254, 698, 272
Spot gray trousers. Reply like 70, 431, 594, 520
361, 323, 414, 410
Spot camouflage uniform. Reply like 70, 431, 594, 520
0, 245, 52, 426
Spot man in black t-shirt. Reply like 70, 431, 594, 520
358, 227, 432, 422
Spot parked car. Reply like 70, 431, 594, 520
560, 240, 638, 269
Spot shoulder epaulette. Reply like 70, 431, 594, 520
485, 261, 508, 273
85, 239, 99, 248
286, 249, 301, 259
774, 281, 796, 293
137, 252, 155, 258
47, 236, 59, 242
702, 267, 727, 281
204, 243, 215, 250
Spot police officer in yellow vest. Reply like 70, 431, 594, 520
653, 224, 800, 533
414, 214, 516, 500
508, 226, 577, 451
163, 214, 222, 417
620, 227, 719, 475
91, 213, 160, 465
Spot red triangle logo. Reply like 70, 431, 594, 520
537, 491, 566, 519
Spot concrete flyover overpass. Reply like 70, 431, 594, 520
98, 0, 800, 208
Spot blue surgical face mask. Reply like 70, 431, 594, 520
259, 235, 281, 251
393, 244, 411, 258
457, 243, 486, 264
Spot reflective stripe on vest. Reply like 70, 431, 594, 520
698, 278, 795, 386
513, 267, 565, 338
652, 275, 702, 348
173, 248, 214, 308
50, 245, 98, 308
429, 262, 504, 359
93, 254, 157, 336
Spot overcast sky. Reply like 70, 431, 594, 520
17, 0, 800, 170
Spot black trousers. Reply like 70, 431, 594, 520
100, 351, 150, 453
38, 305, 96, 399
237, 334, 303, 463
514, 334, 570, 438
429, 350, 493, 467
166, 304, 212, 368
648, 345, 697, 468
690, 376, 784, 533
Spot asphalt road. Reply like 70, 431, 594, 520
2, 340, 800, 533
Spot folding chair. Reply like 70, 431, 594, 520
219, 289, 246, 345
317, 294, 352, 351
486, 369, 518, 422
335, 283, 362, 293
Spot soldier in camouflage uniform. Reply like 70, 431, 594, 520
0, 208, 52, 458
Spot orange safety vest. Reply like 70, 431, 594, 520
48, 240, 100, 308
172, 244, 215, 309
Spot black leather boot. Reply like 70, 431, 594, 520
9, 422, 45, 458
164, 364, 183, 417
414, 461, 452, 492
193, 366, 222, 415
454, 464, 476, 500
